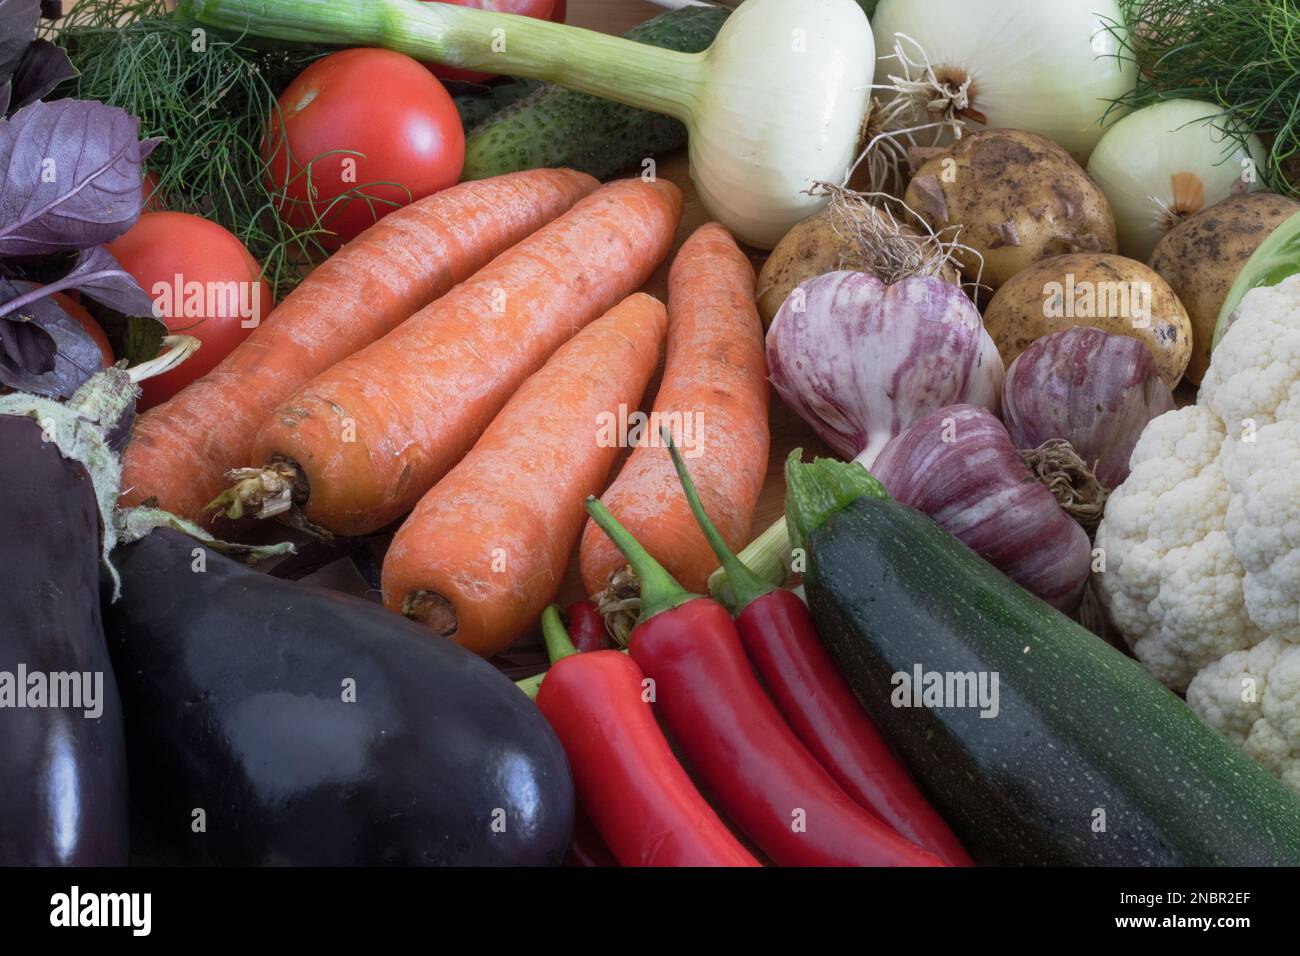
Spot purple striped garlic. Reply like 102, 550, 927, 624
872, 404, 1093, 611
765, 271, 1004, 468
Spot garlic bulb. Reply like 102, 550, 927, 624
766, 270, 1004, 468
872, 404, 1093, 610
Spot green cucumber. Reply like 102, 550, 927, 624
451, 78, 541, 133
461, 6, 728, 181
791, 460, 1300, 866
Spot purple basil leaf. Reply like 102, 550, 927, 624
0, 277, 100, 398
0, 99, 159, 256
0, 0, 40, 83
7, 39, 76, 113
58, 244, 156, 317
38, 0, 59, 20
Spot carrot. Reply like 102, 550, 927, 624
215, 177, 683, 537
580, 222, 769, 595
382, 293, 669, 657
119, 168, 598, 522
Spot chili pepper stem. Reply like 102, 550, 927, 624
583, 496, 697, 624
515, 672, 545, 700
661, 427, 773, 614
541, 605, 579, 665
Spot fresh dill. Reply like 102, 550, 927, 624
50, 0, 339, 297
1108, 0, 1300, 198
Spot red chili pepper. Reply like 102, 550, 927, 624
527, 606, 759, 867
664, 438, 971, 866
564, 599, 611, 653
585, 499, 943, 868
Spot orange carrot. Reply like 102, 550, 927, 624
119, 168, 598, 522
219, 178, 683, 537
382, 293, 669, 657
580, 222, 769, 595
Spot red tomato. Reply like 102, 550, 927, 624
264, 48, 464, 246
421, 0, 556, 83
106, 212, 274, 411
551, 0, 565, 22
51, 291, 113, 368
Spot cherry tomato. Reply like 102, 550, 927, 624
420, 0, 556, 83
51, 291, 113, 368
107, 212, 274, 410
263, 48, 464, 246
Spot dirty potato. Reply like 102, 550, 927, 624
756, 200, 959, 328
904, 129, 1117, 293
1149, 192, 1300, 384
984, 253, 1192, 387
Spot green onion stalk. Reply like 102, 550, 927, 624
177, 0, 878, 250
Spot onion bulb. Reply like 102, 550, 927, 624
1086, 99, 1267, 262
868, 0, 1135, 166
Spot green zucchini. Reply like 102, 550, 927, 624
788, 457, 1300, 866
461, 6, 728, 181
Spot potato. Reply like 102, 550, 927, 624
1149, 192, 1300, 384
984, 253, 1192, 387
756, 202, 959, 328
904, 130, 1117, 293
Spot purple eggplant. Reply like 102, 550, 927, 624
102, 528, 574, 866
0, 401, 129, 865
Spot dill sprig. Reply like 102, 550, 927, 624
50, 0, 340, 297
1107, 0, 1300, 198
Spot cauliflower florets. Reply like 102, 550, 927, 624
1187, 638, 1300, 795
1097, 273, 1300, 793
1223, 418, 1300, 639
1096, 406, 1264, 690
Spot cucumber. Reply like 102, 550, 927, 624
462, 6, 729, 181
450, 78, 540, 133
797, 487, 1300, 866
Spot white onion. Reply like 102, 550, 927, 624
869, 0, 1135, 163
1086, 99, 1267, 262
688, 0, 875, 248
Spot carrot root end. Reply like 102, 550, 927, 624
592, 565, 641, 648
402, 589, 458, 638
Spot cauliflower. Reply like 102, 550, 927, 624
1187, 638, 1300, 795
1096, 273, 1300, 793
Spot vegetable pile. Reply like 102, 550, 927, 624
5, 0, 1300, 870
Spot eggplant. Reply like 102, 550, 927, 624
0, 411, 129, 865
103, 528, 574, 866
